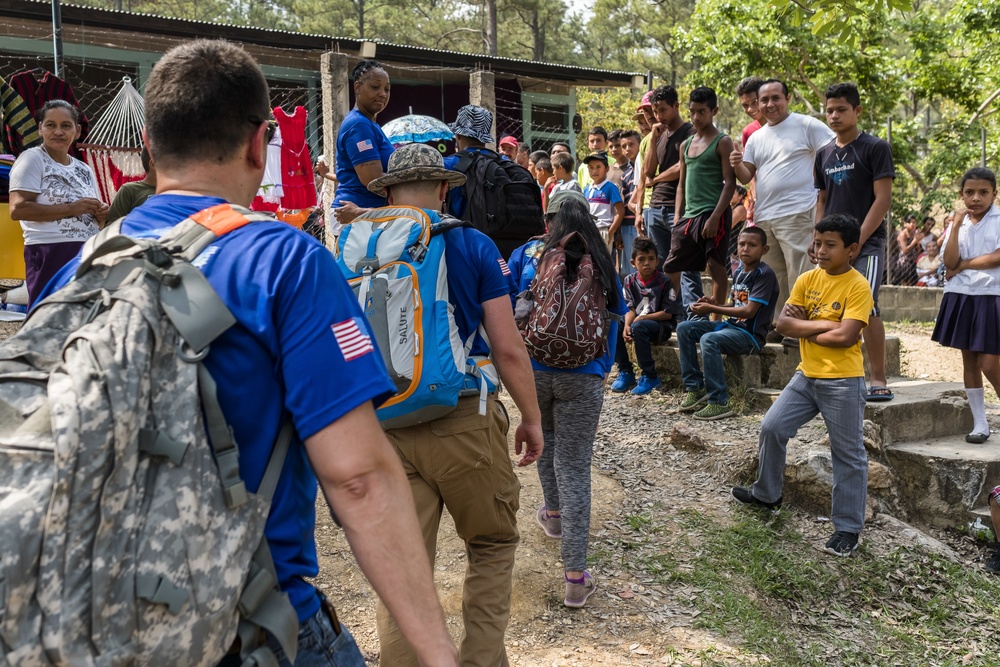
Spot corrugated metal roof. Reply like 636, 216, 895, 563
0, 0, 642, 85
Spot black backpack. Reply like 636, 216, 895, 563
448, 149, 544, 259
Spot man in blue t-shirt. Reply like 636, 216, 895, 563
443, 104, 498, 219
364, 143, 544, 667
38, 41, 458, 667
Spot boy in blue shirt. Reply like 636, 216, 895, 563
611, 237, 682, 395
676, 226, 779, 420
583, 151, 624, 249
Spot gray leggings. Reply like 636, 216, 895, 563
534, 370, 605, 572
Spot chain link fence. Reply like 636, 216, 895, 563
886, 215, 948, 288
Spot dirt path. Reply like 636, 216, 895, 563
313, 323, 1000, 665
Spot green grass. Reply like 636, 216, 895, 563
628, 507, 1000, 666
626, 512, 653, 532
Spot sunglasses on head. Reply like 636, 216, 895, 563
249, 116, 277, 143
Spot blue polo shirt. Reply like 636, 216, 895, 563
584, 179, 623, 229
507, 238, 625, 376
334, 109, 395, 208
38, 194, 395, 623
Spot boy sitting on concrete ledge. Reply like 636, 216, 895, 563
676, 226, 779, 420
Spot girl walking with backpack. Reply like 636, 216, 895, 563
507, 189, 626, 608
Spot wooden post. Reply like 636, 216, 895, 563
469, 69, 496, 150
321, 51, 350, 251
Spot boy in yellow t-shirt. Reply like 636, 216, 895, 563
732, 214, 873, 558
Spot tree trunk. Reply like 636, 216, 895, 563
486, 0, 498, 55
357, 0, 365, 37
532, 8, 543, 60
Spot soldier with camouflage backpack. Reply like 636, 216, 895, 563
10, 40, 458, 667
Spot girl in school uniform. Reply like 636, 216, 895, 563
932, 167, 1000, 443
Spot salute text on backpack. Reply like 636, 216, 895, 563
516, 232, 617, 369
337, 206, 498, 429
0, 204, 297, 667
447, 150, 544, 258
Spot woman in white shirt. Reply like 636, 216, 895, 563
931, 167, 1000, 443
9, 99, 107, 307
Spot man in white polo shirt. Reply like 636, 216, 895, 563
730, 79, 835, 312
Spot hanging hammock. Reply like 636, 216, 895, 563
78, 76, 146, 203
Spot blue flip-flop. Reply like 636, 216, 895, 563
866, 385, 894, 402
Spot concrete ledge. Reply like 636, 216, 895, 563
700, 276, 943, 322
877, 286, 944, 322
863, 379, 972, 446
886, 435, 1000, 527
639, 335, 901, 392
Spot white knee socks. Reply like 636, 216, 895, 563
966, 387, 990, 435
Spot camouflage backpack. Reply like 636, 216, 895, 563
516, 231, 616, 369
0, 204, 298, 667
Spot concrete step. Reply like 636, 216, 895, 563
886, 435, 1000, 528
864, 379, 972, 445
751, 379, 971, 444
645, 335, 901, 392
750, 379, 970, 443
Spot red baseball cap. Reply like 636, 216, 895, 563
498, 135, 518, 148
633, 92, 654, 120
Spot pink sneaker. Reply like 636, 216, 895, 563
536, 505, 562, 538
564, 572, 597, 608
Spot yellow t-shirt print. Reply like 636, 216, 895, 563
788, 268, 874, 379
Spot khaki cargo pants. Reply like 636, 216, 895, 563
376, 396, 520, 667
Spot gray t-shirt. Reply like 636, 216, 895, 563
9, 146, 101, 245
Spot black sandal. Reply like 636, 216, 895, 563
866, 385, 894, 402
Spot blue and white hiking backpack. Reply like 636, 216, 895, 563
336, 206, 498, 429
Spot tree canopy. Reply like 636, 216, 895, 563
76, 0, 1000, 213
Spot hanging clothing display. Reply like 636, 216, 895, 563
274, 106, 316, 210
257, 123, 284, 204
0, 77, 40, 155
6, 70, 89, 157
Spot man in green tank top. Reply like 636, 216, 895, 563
663, 86, 737, 311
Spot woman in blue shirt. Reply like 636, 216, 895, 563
333, 60, 395, 222
507, 190, 625, 610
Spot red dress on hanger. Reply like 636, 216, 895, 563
274, 106, 316, 210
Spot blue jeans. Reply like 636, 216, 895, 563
646, 207, 703, 317
232, 600, 365, 667
676, 320, 756, 405
616, 224, 639, 279
625, 319, 670, 377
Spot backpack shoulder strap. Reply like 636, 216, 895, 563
430, 214, 472, 236
454, 150, 477, 174
166, 203, 276, 261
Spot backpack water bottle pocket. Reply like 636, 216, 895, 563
353, 261, 423, 402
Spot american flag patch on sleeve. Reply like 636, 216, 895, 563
332, 317, 374, 361
497, 258, 511, 276
356, 139, 374, 152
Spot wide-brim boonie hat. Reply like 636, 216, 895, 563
547, 189, 590, 215
368, 143, 466, 198
448, 104, 495, 145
